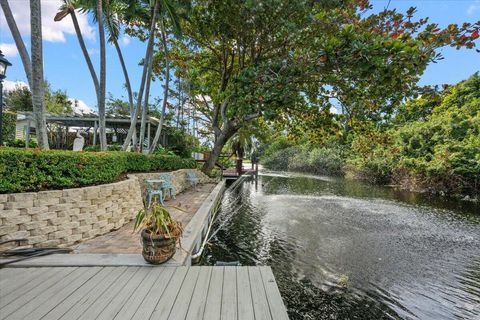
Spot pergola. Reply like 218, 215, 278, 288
16, 112, 168, 150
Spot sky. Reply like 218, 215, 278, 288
0, 0, 479, 113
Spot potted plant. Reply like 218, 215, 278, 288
134, 202, 183, 264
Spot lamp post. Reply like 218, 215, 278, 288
0, 50, 12, 146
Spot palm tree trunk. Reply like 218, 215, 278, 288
139, 48, 154, 152
112, 36, 133, 113
122, 0, 160, 151
69, 9, 100, 95
97, 0, 107, 151
0, 0, 32, 87
112, 38, 137, 146
149, 24, 170, 154
30, 0, 49, 149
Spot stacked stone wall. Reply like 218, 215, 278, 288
0, 176, 143, 248
0, 169, 215, 249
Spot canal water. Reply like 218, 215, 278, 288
202, 171, 480, 319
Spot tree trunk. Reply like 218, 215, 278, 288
139, 47, 154, 152
112, 38, 137, 146
30, 0, 49, 149
149, 24, 169, 154
122, 0, 159, 151
97, 0, 107, 151
202, 126, 237, 175
1, 0, 32, 87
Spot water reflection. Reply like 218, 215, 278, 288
204, 173, 480, 319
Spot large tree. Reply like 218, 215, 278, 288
55, 0, 107, 150
171, 0, 479, 174
1, 0, 50, 149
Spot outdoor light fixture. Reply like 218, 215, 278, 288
0, 50, 12, 146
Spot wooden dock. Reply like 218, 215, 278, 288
0, 266, 289, 320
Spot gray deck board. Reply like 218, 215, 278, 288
221, 266, 237, 320
59, 267, 128, 320
130, 267, 175, 320
185, 267, 212, 320
0, 266, 289, 320
113, 267, 164, 320
249, 266, 273, 320
236, 267, 255, 320
150, 266, 189, 320
203, 266, 224, 320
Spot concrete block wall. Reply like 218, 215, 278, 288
0, 176, 143, 249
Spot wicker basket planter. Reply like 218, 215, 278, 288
141, 229, 178, 264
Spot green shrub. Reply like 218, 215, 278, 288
262, 137, 293, 158
5, 139, 38, 148
3, 112, 16, 144
346, 129, 398, 184
262, 146, 300, 171
84, 144, 122, 152
0, 148, 196, 193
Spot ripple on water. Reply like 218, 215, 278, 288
204, 174, 480, 320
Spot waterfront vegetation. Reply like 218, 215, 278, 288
1, 0, 479, 197
0, 148, 196, 193
262, 74, 480, 198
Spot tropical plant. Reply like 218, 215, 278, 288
29, 0, 49, 149
170, 0, 479, 175
133, 201, 183, 238
1, 0, 49, 149
55, 0, 107, 150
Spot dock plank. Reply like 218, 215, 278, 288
168, 267, 201, 320
130, 267, 175, 320
203, 266, 224, 320
0, 266, 288, 320
236, 267, 255, 320
42, 267, 117, 320
260, 266, 290, 320
249, 266, 273, 320
221, 267, 237, 320
113, 267, 164, 320
78, 267, 139, 320
0, 267, 77, 318
96, 267, 152, 320
59, 267, 128, 320
1, 267, 54, 304
185, 267, 212, 320
0, 267, 47, 292
26, 267, 102, 320
150, 266, 189, 320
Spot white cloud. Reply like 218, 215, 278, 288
87, 48, 99, 56
0, 0, 95, 43
2, 80, 29, 92
69, 98, 95, 114
467, 0, 480, 16
120, 35, 131, 46
0, 43, 18, 58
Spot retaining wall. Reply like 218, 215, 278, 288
0, 169, 213, 249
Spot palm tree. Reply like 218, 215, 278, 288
97, 0, 107, 150
1, 0, 49, 149
30, 0, 49, 149
63, 0, 140, 148
121, 0, 160, 151
148, 21, 170, 153
0, 0, 32, 87
55, 0, 107, 150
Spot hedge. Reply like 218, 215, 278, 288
0, 148, 196, 193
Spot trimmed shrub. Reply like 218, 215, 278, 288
0, 148, 196, 193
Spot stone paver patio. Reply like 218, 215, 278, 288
72, 183, 217, 254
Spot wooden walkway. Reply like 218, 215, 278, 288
0, 266, 289, 320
